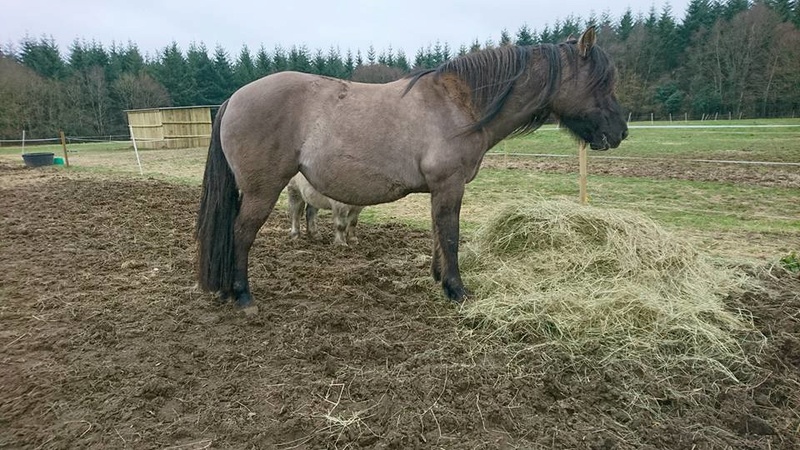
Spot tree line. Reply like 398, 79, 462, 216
1, 0, 798, 140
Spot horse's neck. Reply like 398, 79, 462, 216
480, 58, 556, 149
483, 110, 550, 149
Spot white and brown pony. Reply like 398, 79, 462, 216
287, 173, 363, 246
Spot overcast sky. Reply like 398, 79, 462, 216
2, 0, 690, 59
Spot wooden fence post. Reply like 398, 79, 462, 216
59, 130, 70, 167
579, 141, 588, 205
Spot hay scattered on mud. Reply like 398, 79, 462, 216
461, 201, 761, 379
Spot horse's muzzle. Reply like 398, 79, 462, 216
591, 129, 627, 150
590, 134, 611, 150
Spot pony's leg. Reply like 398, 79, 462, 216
287, 186, 304, 240
232, 188, 281, 308
346, 209, 359, 245
430, 184, 469, 302
305, 205, 320, 240
330, 205, 349, 246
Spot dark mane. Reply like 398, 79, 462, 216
404, 41, 616, 134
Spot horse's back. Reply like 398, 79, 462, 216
220, 71, 482, 206
222, 71, 409, 157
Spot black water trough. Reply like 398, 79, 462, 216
22, 152, 55, 168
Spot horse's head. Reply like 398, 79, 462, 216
552, 27, 628, 150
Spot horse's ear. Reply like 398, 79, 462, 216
577, 26, 596, 58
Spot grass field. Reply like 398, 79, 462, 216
493, 120, 800, 162
2, 119, 798, 263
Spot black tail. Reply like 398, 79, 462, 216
196, 100, 238, 294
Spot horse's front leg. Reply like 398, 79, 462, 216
430, 184, 469, 303
430, 209, 442, 283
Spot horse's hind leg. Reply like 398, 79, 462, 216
232, 186, 284, 308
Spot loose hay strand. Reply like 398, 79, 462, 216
460, 201, 761, 384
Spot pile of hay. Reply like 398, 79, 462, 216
460, 201, 759, 375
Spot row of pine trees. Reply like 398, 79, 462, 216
1, 0, 799, 140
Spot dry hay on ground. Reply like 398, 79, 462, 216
1, 163, 799, 449
461, 201, 765, 411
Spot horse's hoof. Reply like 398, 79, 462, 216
239, 305, 259, 317
234, 291, 253, 309
443, 283, 470, 304
216, 291, 232, 304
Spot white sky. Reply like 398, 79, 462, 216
2, 1, 691, 59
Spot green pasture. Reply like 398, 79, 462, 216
2, 119, 798, 262
493, 120, 800, 162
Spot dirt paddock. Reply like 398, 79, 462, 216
1, 163, 798, 449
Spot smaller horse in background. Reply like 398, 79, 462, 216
287, 173, 363, 246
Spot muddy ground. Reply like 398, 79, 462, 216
481, 154, 800, 188
1, 162, 798, 449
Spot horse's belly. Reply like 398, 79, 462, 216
302, 163, 425, 206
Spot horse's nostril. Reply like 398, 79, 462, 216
621, 129, 629, 140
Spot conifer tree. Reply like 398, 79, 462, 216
793, 0, 800, 26
211, 46, 235, 101
500, 29, 513, 46
288, 45, 311, 72
344, 49, 355, 77
765, 0, 794, 22
272, 46, 289, 73
355, 49, 364, 68
617, 9, 635, 41
185, 43, 213, 105
19, 36, 65, 79
679, 0, 716, 49
394, 50, 410, 72
234, 45, 257, 87
469, 38, 482, 53
154, 42, 192, 106
312, 49, 327, 75
325, 46, 346, 78
255, 46, 271, 78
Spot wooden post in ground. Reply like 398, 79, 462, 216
129, 125, 143, 175
579, 140, 588, 205
59, 130, 70, 167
